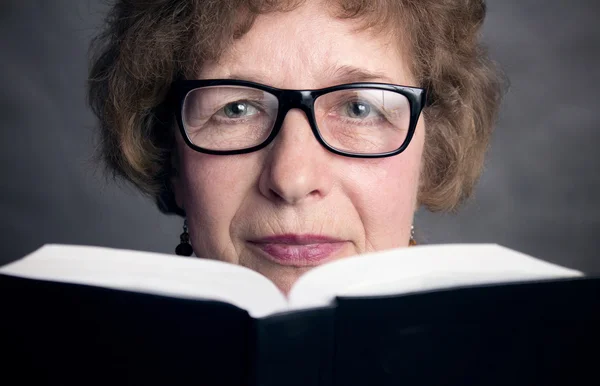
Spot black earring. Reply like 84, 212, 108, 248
175, 219, 193, 256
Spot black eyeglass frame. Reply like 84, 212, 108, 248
169, 79, 428, 158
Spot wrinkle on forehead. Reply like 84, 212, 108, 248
187, 0, 411, 83
197, 2, 412, 88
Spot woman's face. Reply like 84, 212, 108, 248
173, 1, 425, 294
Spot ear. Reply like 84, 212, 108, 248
172, 180, 187, 215
162, 140, 185, 216
170, 149, 184, 211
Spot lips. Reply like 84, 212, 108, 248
248, 234, 347, 266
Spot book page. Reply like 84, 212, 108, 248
287, 244, 582, 310
0, 244, 287, 318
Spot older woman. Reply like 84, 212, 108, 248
88, 0, 503, 293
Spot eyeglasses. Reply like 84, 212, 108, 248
170, 79, 427, 158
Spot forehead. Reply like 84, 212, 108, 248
197, 1, 414, 89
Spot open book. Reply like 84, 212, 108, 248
1, 244, 597, 386
0, 243, 581, 317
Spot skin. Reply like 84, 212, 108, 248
172, 1, 426, 294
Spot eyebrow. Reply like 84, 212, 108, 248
224, 65, 396, 88
325, 65, 396, 85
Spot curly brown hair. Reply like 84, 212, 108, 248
88, 0, 505, 214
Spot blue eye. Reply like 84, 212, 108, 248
345, 101, 371, 118
222, 102, 258, 118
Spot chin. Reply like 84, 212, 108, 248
274, 267, 314, 295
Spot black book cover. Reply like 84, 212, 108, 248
2, 273, 599, 386
251, 307, 335, 386
1, 274, 252, 386
333, 277, 600, 386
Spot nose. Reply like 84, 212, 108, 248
258, 109, 333, 205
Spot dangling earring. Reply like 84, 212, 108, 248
175, 219, 193, 256
409, 225, 417, 246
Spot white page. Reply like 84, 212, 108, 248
0, 244, 287, 318
1, 243, 583, 318
287, 244, 582, 310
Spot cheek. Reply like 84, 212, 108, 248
346, 156, 419, 217
341, 126, 424, 248
177, 145, 260, 241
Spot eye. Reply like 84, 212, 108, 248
345, 101, 372, 119
222, 101, 259, 118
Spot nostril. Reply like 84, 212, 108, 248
268, 187, 284, 202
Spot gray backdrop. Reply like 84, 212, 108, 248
1, 1, 598, 272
